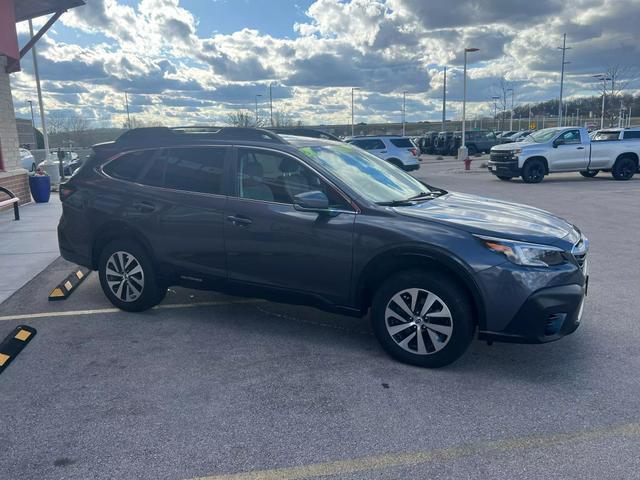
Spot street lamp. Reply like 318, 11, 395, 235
557, 33, 571, 127
507, 88, 514, 131
269, 83, 275, 126
255, 94, 262, 126
492, 95, 500, 131
351, 87, 359, 137
402, 91, 408, 136
459, 47, 479, 161
593, 74, 611, 129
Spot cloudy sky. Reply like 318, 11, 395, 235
9, 0, 640, 128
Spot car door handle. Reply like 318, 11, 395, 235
132, 201, 157, 213
577, 146, 585, 150
227, 215, 252, 226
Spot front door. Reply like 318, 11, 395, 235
550, 129, 588, 171
224, 147, 356, 304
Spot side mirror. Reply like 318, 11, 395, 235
552, 138, 564, 148
293, 190, 330, 212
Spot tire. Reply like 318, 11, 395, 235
579, 169, 599, 178
611, 156, 637, 181
496, 175, 512, 181
521, 159, 545, 183
467, 145, 478, 156
387, 158, 403, 169
371, 270, 474, 368
98, 239, 166, 312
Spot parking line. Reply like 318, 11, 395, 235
187, 422, 640, 480
0, 298, 265, 323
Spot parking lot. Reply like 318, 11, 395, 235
1, 161, 639, 480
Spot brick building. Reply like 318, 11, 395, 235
0, 0, 84, 206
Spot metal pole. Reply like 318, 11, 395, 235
29, 20, 49, 156
27, 100, 36, 147
600, 83, 606, 129
509, 88, 514, 131
269, 83, 273, 127
351, 87, 358, 137
254, 94, 262, 125
402, 91, 407, 136
462, 50, 467, 152
441, 66, 447, 131
557, 33, 570, 127
125, 92, 131, 129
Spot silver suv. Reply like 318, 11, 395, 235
346, 136, 420, 171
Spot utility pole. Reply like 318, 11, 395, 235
269, 83, 274, 127
441, 66, 447, 132
29, 20, 50, 159
576, 108, 580, 127
255, 94, 262, 125
557, 33, 571, 128
492, 96, 500, 131
593, 74, 610, 130
459, 47, 479, 161
351, 87, 359, 137
124, 92, 131, 129
27, 100, 36, 147
402, 91, 407, 136
508, 88, 514, 131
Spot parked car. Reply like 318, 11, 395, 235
497, 131, 518, 142
19, 148, 36, 172
417, 131, 438, 154
434, 131, 454, 155
488, 127, 640, 183
346, 135, 420, 171
451, 130, 501, 155
38, 149, 83, 176
502, 130, 533, 143
59, 126, 589, 368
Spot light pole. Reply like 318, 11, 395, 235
492, 96, 500, 131
507, 88, 514, 131
27, 100, 36, 147
593, 74, 610, 129
402, 90, 407, 136
254, 94, 262, 126
351, 87, 359, 137
557, 33, 571, 127
459, 47, 479, 161
441, 66, 447, 132
269, 82, 275, 126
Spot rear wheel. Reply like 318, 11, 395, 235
371, 271, 474, 368
580, 169, 599, 178
98, 239, 166, 312
496, 175, 512, 181
521, 159, 545, 183
611, 156, 636, 180
387, 158, 403, 169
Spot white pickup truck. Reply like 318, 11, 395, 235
488, 127, 640, 183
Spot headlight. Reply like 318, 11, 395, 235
476, 235, 566, 267
512, 148, 522, 155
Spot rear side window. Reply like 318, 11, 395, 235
350, 139, 385, 150
390, 138, 413, 148
623, 131, 640, 140
162, 147, 227, 195
103, 150, 152, 181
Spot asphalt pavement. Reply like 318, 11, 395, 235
0, 161, 639, 480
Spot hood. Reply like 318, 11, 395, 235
394, 192, 579, 246
492, 140, 536, 151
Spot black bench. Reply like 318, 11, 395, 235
0, 186, 20, 220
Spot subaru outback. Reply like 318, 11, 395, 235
58, 127, 589, 367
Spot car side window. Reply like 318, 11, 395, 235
103, 150, 153, 181
623, 131, 640, 140
236, 149, 350, 209
560, 130, 581, 144
140, 147, 227, 194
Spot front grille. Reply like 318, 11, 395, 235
490, 152, 515, 162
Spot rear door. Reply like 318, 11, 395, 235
135, 146, 230, 281
224, 147, 355, 304
350, 138, 387, 159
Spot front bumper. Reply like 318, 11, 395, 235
488, 159, 520, 177
479, 283, 586, 344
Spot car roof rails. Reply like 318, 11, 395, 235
115, 126, 286, 144
268, 127, 342, 142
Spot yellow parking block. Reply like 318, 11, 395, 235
0, 353, 9, 366
15, 329, 32, 341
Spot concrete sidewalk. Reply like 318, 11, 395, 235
0, 196, 61, 305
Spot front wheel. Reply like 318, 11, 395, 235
521, 159, 545, 183
371, 271, 474, 368
98, 239, 166, 312
496, 175, 512, 181
580, 169, 599, 178
611, 156, 636, 181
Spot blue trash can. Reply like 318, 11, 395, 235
29, 175, 51, 203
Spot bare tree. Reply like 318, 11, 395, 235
594, 65, 639, 126
123, 118, 164, 129
226, 109, 265, 128
491, 77, 513, 130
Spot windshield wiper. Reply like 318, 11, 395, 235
376, 192, 440, 206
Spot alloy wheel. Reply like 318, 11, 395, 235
384, 288, 453, 355
105, 251, 145, 302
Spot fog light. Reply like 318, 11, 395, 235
545, 313, 567, 336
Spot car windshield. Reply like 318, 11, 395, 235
525, 128, 560, 143
298, 144, 432, 204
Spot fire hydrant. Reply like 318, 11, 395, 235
464, 157, 472, 171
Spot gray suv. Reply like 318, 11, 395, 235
58, 127, 589, 367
